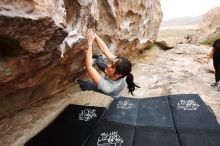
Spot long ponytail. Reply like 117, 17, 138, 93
115, 57, 140, 95
126, 73, 140, 95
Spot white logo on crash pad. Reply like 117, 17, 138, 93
117, 100, 135, 109
97, 131, 123, 146
177, 100, 200, 111
79, 109, 97, 121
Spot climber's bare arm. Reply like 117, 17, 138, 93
208, 47, 214, 59
95, 34, 115, 60
86, 29, 101, 85
207, 47, 214, 63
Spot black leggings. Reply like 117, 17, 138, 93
94, 55, 108, 72
213, 59, 220, 82
79, 56, 107, 94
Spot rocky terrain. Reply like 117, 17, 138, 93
0, 43, 220, 146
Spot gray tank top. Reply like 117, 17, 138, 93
98, 76, 126, 97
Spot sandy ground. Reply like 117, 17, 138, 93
157, 24, 197, 44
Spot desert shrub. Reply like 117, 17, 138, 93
137, 43, 155, 54
145, 43, 155, 49
200, 34, 220, 45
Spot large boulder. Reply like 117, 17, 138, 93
155, 40, 176, 50
95, 0, 163, 56
0, 0, 87, 118
190, 7, 220, 43
0, 0, 162, 118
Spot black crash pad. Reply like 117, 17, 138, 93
106, 96, 174, 128
178, 129, 220, 146
25, 104, 106, 146
105, 97, 140, 125
137, 96, 174, 128
133, 126, 180, 146
26, 94, 220, 146
85, 121, 135, 146
168, 94, 220, 129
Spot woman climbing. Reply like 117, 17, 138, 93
78, 29, 139, 97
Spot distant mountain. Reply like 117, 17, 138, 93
161, 15, 203, 27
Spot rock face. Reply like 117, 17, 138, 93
155, 40, 175, 50
95, 0, 163, 56
0, 0, 162, 119
191, 7, 220, 43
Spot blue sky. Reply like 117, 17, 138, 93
160, 0, 220, 20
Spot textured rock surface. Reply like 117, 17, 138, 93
0, 0, 89, 118
155, 40, 175, 50
0, 0, 67, 53
191, 7, 220, 43
0, 0, 162, 119
95, 0, 163, 56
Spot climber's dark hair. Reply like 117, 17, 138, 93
115, 57, 140, 95
213, 38, 220, 48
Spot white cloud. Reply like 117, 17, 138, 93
160, 0, 220, 20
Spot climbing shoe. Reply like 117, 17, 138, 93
211, 82, 218, 87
